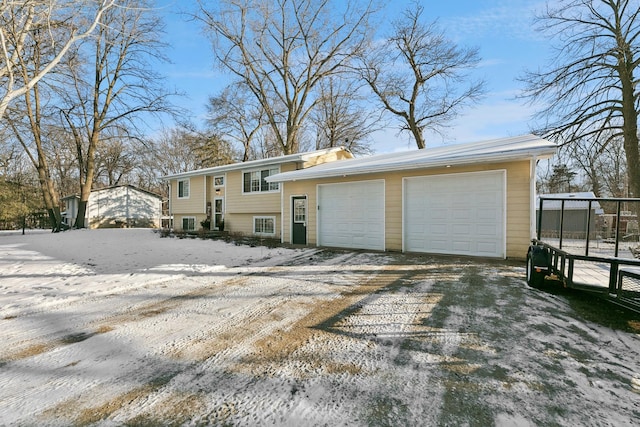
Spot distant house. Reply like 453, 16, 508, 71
536, 192, 604, 239
62, 185, 162, 229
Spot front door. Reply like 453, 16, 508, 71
292, 196, 307, 245
214, 197, 224, 230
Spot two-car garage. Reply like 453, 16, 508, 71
270, 135, 557, 259
316, 171, 506, 258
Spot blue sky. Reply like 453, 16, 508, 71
155, 0, 551, 153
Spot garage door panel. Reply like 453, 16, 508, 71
452, 209, 472, 220
476, 224, 499, 235
318, 181, 385, 251
477, 208, 499, 220
453, 241, 472, 252
430, 209, 448, 220
404, 171, 505, 258
452, 224, 471, 235
429, 239, 449, 251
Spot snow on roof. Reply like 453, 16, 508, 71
62, 184, 162, 200
161, 146, 351, 181
537, 192, 604, 214
267, 134, 557, 183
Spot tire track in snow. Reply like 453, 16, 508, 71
179, 264, 445, 425
37, 258, 377, 425
91, 256, 396, 425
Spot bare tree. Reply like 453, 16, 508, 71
520, 0, 640, 197
311, 74, 381, 155
4, 32, 66, 231
598, 138, 628, 197
57, 0, 176, 228
198, 0, 378, 154
47, 128, 78, 198
569, 134, 628, 197
1, 0, 117, 231
358, 2, 485, 149
0, 0, 116, 120
135, 126, 237, 195
207, 84, 264, 161
94, 136, 135, 187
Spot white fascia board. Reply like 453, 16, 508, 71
160, 147, 348, 181
268, 146, 558, 183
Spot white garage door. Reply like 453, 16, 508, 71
404, 171, 505, 257
318, 180, 385, 251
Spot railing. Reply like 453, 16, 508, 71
534, 196, 640, 312
537, 196, 640, 258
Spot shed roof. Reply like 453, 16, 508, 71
160, 146, 351, 181
62, 184, 162, 201
267, 134, 557, 183
537, 192, 604, 214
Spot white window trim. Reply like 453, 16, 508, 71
242, 167, 281, 195
214, 175, 225, 187
182, 216, 196, 231
253, 216, 276, 236
177, 178, 190, 199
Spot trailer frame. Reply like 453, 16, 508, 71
527, 196, 640, 313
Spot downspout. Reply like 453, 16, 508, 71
280, 182, 285, 243
530, 157, 537, 240
203, 175, 207, 216
168, 182, 172, 230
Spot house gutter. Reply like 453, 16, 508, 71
160, 147, 348, 181
267, 149, 557, 183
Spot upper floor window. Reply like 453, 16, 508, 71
243, 168, 279, 193
214, 176, 224, 187
178, 179, 190, 198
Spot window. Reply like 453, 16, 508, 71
254, 216, 275, 235
178, 179, 190, 198
294, 198, 306, 223
214, 176, 224, 186
182, 216, 195, 231
243, 168, 279, 193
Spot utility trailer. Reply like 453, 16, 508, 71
526, 196, 640, 313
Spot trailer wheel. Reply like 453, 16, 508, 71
526, 246, 549, 288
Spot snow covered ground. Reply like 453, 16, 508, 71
1, 229, 640, 426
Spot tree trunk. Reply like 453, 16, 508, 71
409, 118, 425, 149
618, 44, 640, 197
35, 157, 63, 232
47, 206, 62, 232
75, 199, 88, 229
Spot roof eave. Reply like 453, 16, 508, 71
269, 148, 557, 183
160, 146, 348, 181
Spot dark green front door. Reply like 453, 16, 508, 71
292, 196, 307, 245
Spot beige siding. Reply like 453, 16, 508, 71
170, 176, 206, 214
505, 162, 533, 258
225, 170, 281, 215
280, 160, 532, 259
175, 214, 208, 231
221, 166, 288, 238
281, 182, 316, 243
224, 213, 282, 238
166, 149, 353, 236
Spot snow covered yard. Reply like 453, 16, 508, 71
1, 229, 639, 426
